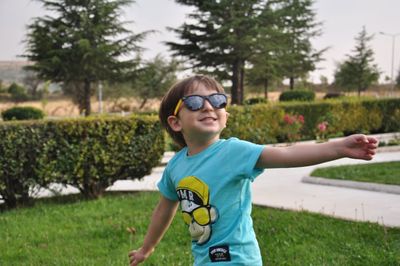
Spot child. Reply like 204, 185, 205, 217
129, 75, 378, 265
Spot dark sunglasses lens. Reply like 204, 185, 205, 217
184, 96, 204, 111
209, 94, 227, 108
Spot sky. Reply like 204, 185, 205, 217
0, 0, 399, 83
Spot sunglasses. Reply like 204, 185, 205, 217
173, 93, 228, 116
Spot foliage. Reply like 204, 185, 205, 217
2, 106, 45, 121
22, 69, 42, 99
396, 68, 400, 88
0, 116, 164, 208
323, 92, 344, 99
222, 98, 400, 143
279, 90, 316, 101
132, 55, 179, 109
168, 0, 271, 104
24, 0, 149, 116
246, 2, 285, 99
7, 82, 29, 102
280, 113, 305, 143
0, 122, 46, 208
315, 121, 329, 142
222, 104, 284, 144
243, 97, 268, 105
333, 26, 380, 95
1, 192, 399, 265
275, 0, 327, 90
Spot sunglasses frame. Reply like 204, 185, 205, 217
173, 93, 227, 116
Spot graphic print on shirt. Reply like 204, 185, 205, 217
176, 176, 219, 245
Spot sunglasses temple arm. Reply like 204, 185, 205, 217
173, 99, 183, 116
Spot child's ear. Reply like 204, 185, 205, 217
167, 115, 182, 132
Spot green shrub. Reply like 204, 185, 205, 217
323, 92, 344, 99
0, 121, 47, 208
7, 83, 29, 102
222, 98, 400, 143
222, 104, 283, 144
0, 115, 164, 208
244, 97, 267, 105
2, 106, 45, 121
279, 90, 316, 102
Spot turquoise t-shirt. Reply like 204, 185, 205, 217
158, 138, 265, 265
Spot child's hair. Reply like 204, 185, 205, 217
159, 75, 226, 147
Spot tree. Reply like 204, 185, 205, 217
396, 69, 400, 88
24, 0, 148, 116
246, 1, 286, 99
132, 55, 179, 109
167, 0, 269, 105
334, 26, 380, 96
8, 82, 29, 103
277, 0, 326, 90
22, 70, 42, 98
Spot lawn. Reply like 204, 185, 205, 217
0, 192, 399, 265
310, 161, 400, 186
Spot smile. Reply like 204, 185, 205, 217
199, 117, 217, 122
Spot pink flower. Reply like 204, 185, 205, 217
298, 115, 305, 124
317, 121, 328, 132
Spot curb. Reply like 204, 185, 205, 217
302, 176, 400, 195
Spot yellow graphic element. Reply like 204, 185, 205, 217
176, 176, 218, 245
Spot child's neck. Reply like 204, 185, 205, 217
185, 135, 220, 156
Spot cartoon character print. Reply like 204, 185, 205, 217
176, 176, 218, 245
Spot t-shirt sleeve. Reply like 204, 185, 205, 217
157, 167, 179, 201
228, 138, 265, 181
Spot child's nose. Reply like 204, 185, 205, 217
202, 99, 214, 111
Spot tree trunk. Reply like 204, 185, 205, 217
239, 64, 244, 104
264, 78, 269, 99
139, 98, 148, 110
289, 76, 295, 90
83, 79, 92, 116
231, 61, 239, 105
231, 59, 245, 105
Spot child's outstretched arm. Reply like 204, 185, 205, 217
256, 134, 379, 169
128, 195, 179, 266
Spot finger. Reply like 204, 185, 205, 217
366, 137, 379, 144
355, 134, 368, 143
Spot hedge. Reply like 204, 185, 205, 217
222, 98, 400, 143
0, 115, 164, 209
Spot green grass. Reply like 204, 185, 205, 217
311, 161, 400, 186
1, 192, 399, 265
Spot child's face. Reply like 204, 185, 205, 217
170, 83, 228, 143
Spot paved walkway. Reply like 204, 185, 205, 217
106, 149, 400, 228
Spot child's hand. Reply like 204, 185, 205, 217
128, 247, 152, 266
340, 134, 379, 160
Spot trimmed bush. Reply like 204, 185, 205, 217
222, 98, 400, 144
244, 97, 267, 105
2, 106, 45, 121
222, 104, 284, 144
279, 90, 316, 102
0, 115, 164, 208
0, 121, 46, 208
323, 92, 344, 99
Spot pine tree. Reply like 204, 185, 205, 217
334, 26, 380, 96
277, 0, 326, 90
24, 0, 148, 116
168, 0, 269, 104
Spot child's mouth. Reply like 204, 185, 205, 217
199, 117, 217, 122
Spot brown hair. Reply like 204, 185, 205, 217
159, 75, 226, 148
